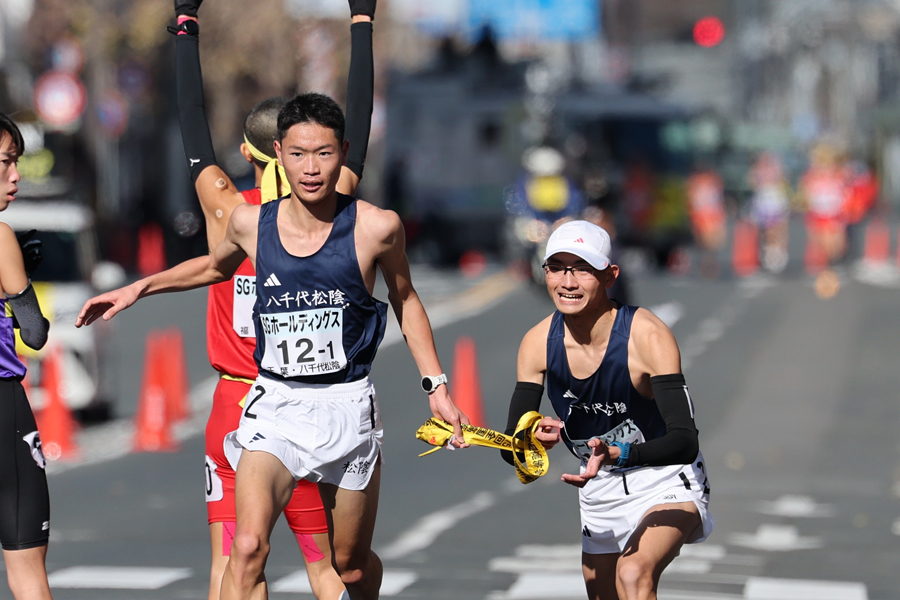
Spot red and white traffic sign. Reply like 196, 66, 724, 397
33, 70, 87, 129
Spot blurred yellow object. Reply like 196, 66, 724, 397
526, 175, 570, 213
415, 411, 548, 484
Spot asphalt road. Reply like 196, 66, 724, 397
5, 264, 900, 600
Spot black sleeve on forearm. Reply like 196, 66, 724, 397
176, 33, 217, 181
500, 381, 544, 467
344, 22, 374, 179
626, 374, 699, 467
7, 282, 49, 351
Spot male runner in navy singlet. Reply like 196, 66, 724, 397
501, 220, 713, 600
77, 93, 469, 600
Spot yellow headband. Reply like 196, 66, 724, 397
243, 135, 288, 203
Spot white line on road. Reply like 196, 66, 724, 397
378, 491, 496, 560
745, 576, 868, 600
48, 566, 191, 589
272, 569, 417, 595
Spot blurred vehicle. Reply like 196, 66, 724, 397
503, 146, 585, 283
1, 198, 125, 420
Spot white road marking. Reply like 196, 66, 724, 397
745, 576, 867, 600
648, 301, 684, 327
48, 566, 191, 589
378, 491, 495, 560
486, 573, 585, 599
271, 569, 417, 595
729, 524, 822, 552
757, 495, 835, 518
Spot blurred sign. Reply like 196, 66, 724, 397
50, 39, 85, 73
389, 0, 465, 34
97, 93, 129, 139
33, 70, 87, 129
285, 0, 346, 19
468, 0, 599, 40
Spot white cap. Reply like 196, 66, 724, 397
543, 220, 612, 270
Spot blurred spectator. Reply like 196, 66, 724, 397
749, 152, 791, 273
687, 166, 726, 278
800, 143, 847, 272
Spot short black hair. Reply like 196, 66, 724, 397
277, 93, 345, 145
0, 112, 24, 156
243, 96, 289, 161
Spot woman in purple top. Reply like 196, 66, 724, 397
0, 111, 53, 600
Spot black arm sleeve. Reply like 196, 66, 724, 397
500, 381, 544, 467
176, 32, 217, 181
626, 374, 699, 467
343, 22, 374, 179
7, 283, 49, 351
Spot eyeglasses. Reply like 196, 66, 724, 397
542, 263, 597, 280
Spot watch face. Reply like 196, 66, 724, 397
422, 377, 433, 392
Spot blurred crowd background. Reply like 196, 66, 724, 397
2, 0, 899, 278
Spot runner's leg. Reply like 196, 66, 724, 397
4, 546, 52, 600
302, 532, 345, 600
615, 501, 700, 600
205, 379, 244, 600
318, 462, 382, 600
582, 552, 619, 600
220, 449, 296, 600
285, 480, 345, 600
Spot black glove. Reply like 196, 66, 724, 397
349, 0, 376, 19
15, 230, 43, 277
174, 0, 203, 18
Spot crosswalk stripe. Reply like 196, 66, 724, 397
745, 577, 868, 600
48, 566, 191, 589
271, 569, 417, 595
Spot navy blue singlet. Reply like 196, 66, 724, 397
253, 195, 388, 384
546, 305, 666, 461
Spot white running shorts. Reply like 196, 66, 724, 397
580, 451, 714, 555
224, 376, 383, 491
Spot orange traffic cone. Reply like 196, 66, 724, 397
36, 347, 79, 461
161, 328, 189, 423
731, 219, 759, 277
450, 336, 486, 428
133, 333, 177, 452
863, 220, 890, 263
137, 222, 166, 277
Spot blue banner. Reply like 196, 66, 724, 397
468, 0, 599, 41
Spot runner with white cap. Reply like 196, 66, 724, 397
501, 219, 714, 600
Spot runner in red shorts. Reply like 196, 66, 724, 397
170, 1, 376, 598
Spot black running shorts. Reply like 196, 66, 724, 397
0, 378, 50, 550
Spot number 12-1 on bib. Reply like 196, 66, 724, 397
259, 307, 347, 377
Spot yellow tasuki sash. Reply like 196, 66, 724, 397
220, 374, 255, 408
415, 411, 548, 484
243, 135, 288, 203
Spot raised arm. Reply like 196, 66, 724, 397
369, 204, 469, 445
337, 0, 376, 195
172, 0, 245, 249
76, 204, 256, 327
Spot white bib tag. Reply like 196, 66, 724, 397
232, 275, 256, 338
569, 418, 646, 461
205, 454, 224, 502
259, 307, 347, 377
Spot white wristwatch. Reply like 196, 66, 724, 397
421, 373, 448, 394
